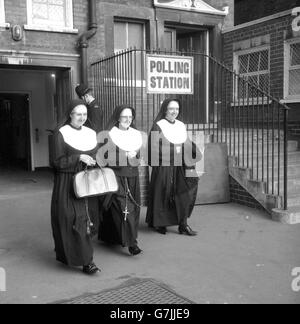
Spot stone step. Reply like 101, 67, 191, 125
254, 164, 300, 178
288, 195, 300, 207
236, 151, 300, 167
272, 206, 300, 224
270, 178, 300, 194
228, 140, 298, 153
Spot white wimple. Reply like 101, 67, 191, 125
109, 126, 143, 152
59, 125, 98, 152
157, 119, 188, 144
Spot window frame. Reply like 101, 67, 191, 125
114, 19, 147, 53
112, 19, 147, 87
0, 0, 9, 28
233, 45, 270, 103
283, 38, 300, 103
25, 0, 77, 33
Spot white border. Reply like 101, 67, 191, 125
146, 54, 194, 95
0, 0, 9, 28
25, 0, 77, 33
283, 38, 300, 102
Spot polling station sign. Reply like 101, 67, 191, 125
146, 54, 194, 95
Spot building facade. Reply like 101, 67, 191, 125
0, 0, 232, 170
223, 0, 300, 121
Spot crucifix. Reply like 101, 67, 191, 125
123, 206, 130, 221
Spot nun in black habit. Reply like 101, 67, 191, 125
51, 99, 100, 275
96, 105, 143, 256
146, 98, 202, 236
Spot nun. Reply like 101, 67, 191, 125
97, 105, 143, 256
146, 98, 202, 236
51, 99, 100, 275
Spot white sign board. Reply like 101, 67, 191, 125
146, 54, 194, 95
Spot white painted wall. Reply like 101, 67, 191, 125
0, 69, 56, 168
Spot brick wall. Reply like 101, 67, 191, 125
229, 176, 265, 210
0, 0, 88, 54
235, 0, 298, 25
223, 14, 293, 101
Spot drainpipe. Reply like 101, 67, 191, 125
78, 0, 98, 84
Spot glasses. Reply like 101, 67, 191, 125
120, 116, 133, 120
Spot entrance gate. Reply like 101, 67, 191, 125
92, 49, 290, 210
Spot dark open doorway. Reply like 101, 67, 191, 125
164, 27, 210, 124
0, 93, 31, 171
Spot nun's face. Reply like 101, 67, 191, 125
166, 101, 180, 122
119, 108, 133, 130
70, 105, 88, 128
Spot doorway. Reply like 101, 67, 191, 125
0, 66, 72, 171
164, 27, 210, 124
0, 93, 31, 171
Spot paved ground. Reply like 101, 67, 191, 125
0, 170, 299, 304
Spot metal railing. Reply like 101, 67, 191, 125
92, 48, 290, 210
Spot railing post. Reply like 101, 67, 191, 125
284, 108, 289, 211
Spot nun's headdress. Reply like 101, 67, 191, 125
55, 99, 87, 131
152, 98, 183, 128
105, 104, 136, 130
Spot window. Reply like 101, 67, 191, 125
26, 0, 76, 32
234, 47, 270, 100
284, 41, 300, 101
0, 0, 8, 27
114, 20, 146, 82
114, 21, 145, 52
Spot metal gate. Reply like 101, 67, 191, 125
92, 49, 289, 210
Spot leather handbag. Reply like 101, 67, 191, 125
73, 167, 119, 199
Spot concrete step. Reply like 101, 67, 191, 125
228, 140, 298, 154
270, 178, 300, 195
251, 165, 300, 180
237, 151, 300, 167
272, 206, 300, 224
288, 195, 300, 207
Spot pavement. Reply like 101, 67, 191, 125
0, 170, 300, 304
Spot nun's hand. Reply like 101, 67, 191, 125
80, 154, 96, 166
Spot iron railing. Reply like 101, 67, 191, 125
92, 48, 290, 210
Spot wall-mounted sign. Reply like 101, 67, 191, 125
146, 54, 194, 95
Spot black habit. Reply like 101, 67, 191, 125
146, 106, 201, 228
97, 111, 142, 248
51, 125, 99, 267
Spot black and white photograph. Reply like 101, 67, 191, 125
0, 0, 300, 308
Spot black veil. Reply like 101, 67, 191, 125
54, 99, 87, 132
105, 104, 137, 131
151, 98, 183, 130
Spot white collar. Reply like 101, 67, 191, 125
157, 119, 188, 145
109, 126, 143, 152
59, 125, 97, 152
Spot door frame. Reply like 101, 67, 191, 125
0, 91, 34, 171
166, 27, 210, 124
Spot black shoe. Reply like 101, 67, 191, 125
128, 246, 142, 256
179, 225, 197, 236
156, 227, 167, 235
83, 262, 101, 275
